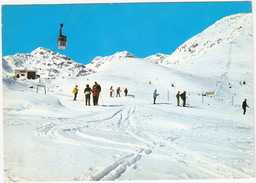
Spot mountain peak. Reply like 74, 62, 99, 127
2, 47, 94, 78
114, 51, 136, 58
88, 51, 136, 70
153, 13, 252, 66
30, 47, 53, 55
145, 53, 168, 64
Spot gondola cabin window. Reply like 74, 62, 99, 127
58, 35, 67, 49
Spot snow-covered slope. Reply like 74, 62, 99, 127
2, 13, 254, 182
2, 47, 95, 78
3, 55, 254, 181
86, 51, 136, 72
146, 13, 252, 66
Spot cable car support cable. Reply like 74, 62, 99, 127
67, 4, 92, 34
49, 4, 92, 49
48, 5, 73, 49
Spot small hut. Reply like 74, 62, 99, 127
205, 92, 215, 98
15, 69, 38, 79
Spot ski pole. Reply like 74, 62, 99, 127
100, 93, 104, 106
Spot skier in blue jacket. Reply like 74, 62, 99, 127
153, 89, 159, 104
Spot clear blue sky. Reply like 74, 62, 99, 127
2, 1, 252, 64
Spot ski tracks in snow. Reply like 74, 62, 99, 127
16, 104, 253, 180
66, 106, 155, 181
81, 148, 151, 181
34, 106, 155, 181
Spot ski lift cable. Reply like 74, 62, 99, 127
49, 4, 92, 49
67, 4, 92, 34
63, 5, 73, 25
48, 5, 73, 48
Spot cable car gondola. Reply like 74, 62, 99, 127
58, 23, 67, 49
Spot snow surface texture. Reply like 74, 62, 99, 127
2, 13, 254, 182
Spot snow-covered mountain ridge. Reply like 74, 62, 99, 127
2, 13, 252, 78
86, 51, 136, 71
146, 13, 252, 66
2, 47, 95, 78
2, 48, 137, 78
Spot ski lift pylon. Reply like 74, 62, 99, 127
58, 23, 67, 49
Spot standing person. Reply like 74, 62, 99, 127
92, 85, 100, 105
124, 88, 128, 96
93, 82, 101, 105
242, 99, 249, 115
176, 91, 180, 106
153, 89, 159, 104
110, 86, 114, 97
72, 85, 78, 100
84, 84, 92, 106
180, 91, 186, 107
116, 87, 121, 97
93, 82, 101, 93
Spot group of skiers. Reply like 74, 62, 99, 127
72, 82, 101, 106
72, 83, 130, 106
153, 90, 187, 107
154, 90, 249, 115
73, 84, 250, 115
110, 86, 128, 97
176, 91, 187, 107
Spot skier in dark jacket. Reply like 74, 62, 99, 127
242, 99, 249, 115
176, 91, 180, 106
84, 84, 92, 106
92, 82, 101, 105
124, 88, 128, 96
110, 86, 114, 97
180, 91, 186, 107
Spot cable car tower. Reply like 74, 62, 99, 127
58, 23, 67, 49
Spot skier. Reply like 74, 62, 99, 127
180, 91, 186, 107
116, 87, 121, 97
92, 82, 101, 105
93, 82, 101, 93
110, 86, 114, 97
84, 84, 92, 106
242, 99, 249, 115
92, 85, 99, 105
72, 85, 78, 100
176, 91, 180, 106
124, 88, 128, 96
153, 89, 159, 104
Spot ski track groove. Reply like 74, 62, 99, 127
110, 106, 252, 179
26, 105, 252, 180
90, 151, 143, 181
